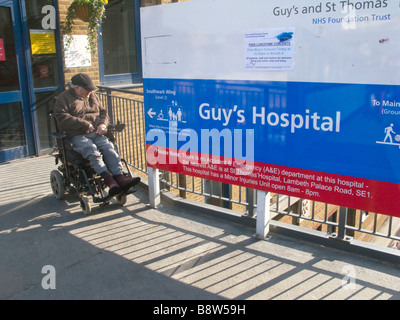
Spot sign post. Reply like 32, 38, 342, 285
148, 167, 160, 208
256, 191, 271, 239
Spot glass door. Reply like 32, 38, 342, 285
23, 0, 63, 153
0, 1, 34, 162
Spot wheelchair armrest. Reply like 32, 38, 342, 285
107, 122, 126, 133
52, 132, 73, 151
52, 132, 67, 139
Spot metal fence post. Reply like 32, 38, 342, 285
256, 190, 271, 239
246, 188, 255, 217
336, 206, 348, 240
106, 88, 113, 123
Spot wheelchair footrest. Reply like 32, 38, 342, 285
92, 187, 137, 203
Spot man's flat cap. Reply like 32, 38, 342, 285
71, 73, 97, 91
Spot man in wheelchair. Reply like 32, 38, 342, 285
54, 73, 140, 199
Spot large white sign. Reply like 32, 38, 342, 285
141, 0, 399, 84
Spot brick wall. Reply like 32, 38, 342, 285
57, 0, 191, 87
57, 0, 100, 87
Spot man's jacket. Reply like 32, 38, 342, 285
54, 88, 109, 139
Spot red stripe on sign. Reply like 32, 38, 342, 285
146, 144, 400, 218
0, 39, 5, 61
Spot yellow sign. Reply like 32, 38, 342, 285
30, 30, 56, 55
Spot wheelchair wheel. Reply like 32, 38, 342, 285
116, 194, 127, 206
80, 196, 91, 215
50, 170, 65, 200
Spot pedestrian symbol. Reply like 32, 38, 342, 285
377, 123, 400, 148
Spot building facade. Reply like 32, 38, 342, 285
0, 0, 184, 163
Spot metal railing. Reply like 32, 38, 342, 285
98, 86, 147, 175
98, 86, 400, 253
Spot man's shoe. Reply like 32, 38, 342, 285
113, 174, 141, 189
103, 173, 122, 196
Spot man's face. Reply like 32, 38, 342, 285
74, 86, 93, 99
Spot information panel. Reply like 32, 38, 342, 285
141, 0, 400, 217
29, 29, 56, 55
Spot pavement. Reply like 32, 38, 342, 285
0, 155, 399, 300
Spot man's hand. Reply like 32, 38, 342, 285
96, 123, 107, 136
86, 123, 95, 133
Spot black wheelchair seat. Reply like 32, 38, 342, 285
52, 132, 89, 167
67, 149, 89, 167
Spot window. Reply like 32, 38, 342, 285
25, 0, 61, 89
99, 0, 142, 86
0, 6, 19, 92
0, 102, 25, 151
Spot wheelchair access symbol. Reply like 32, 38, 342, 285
376, 123, 400, 149
147, 100, 186, 123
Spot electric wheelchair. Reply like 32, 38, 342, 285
50, 120, 138, 215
